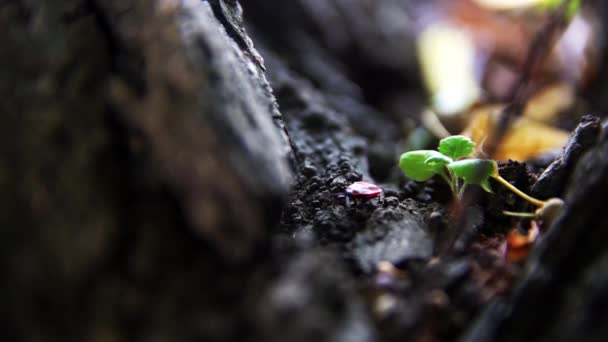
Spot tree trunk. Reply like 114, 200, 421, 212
1, 0, 291, 340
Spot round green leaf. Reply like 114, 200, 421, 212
438, 135, 476, 160
400, 150, 451, 181
447, 159, 498, 192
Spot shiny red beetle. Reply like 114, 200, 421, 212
345, 181, 383, 199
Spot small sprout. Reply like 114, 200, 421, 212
345, 181, 383, 199
399, 135, 563, 223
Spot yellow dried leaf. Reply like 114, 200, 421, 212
497, 119, 569, 160
524, 83, 574, 122
462, 107, 569, 160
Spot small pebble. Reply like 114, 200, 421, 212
383, 196, 399, 208
301, 164, 317, 177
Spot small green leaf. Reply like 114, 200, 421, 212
447, 159, 498, 193
400, 150, 451, 181
438, 135, 476, 160
425, 154, 453, 167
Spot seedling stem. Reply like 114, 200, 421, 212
492, 175, 546, 207
502, 210, 537, 218
400, 135, 562, 223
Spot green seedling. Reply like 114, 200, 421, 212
400, 135, 563, 221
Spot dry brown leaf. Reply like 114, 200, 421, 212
506, 222, 539, 262
524, 83, 574, 122
462, 105, 569, 160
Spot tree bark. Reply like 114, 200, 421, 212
1, 0, 291, 340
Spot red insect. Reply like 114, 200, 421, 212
345, 181, 383, 199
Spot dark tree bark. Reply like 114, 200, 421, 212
241, 0, 424, 126
1, 0, 291, 340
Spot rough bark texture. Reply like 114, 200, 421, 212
100, 0, 293, 261
243, 0, 420, 104
263, 50, 436, 263
1, 0, 291, 340
532, 115, 602, 199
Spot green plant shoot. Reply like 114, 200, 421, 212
399, 135, 562, 221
